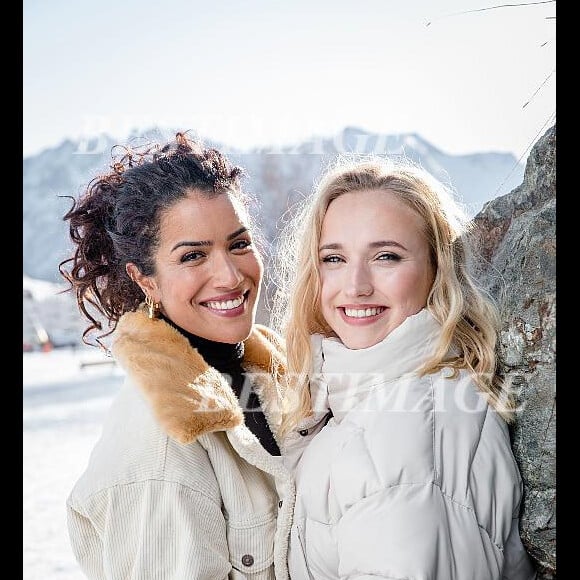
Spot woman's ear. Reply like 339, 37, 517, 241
126, 263, 157, 301
125, 262, 140, 284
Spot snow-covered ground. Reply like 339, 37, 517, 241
23, 347, 124, 580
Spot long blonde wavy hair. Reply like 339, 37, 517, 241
271, 155, 514, 437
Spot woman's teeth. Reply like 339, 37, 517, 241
344, 306, 385, 318
206, 295, 244, 310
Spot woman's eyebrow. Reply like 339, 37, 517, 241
319, 240, 408, 251
227, 227, 248, 240
319, 243, 342, 251
171, 239, 211, 252
369, 240, 408, 251
170, 227, 248, 253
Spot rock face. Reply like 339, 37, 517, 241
472, 124, 556, 578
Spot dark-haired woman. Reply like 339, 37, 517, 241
61, 133, 293, 579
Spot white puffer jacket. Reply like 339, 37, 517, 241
282, 309, 536, 580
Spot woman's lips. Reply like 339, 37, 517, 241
201, 290, 250, 317
338, 305, 387, 325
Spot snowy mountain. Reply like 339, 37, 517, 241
23, 126, 524, 283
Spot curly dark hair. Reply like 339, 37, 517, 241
59, 131, 250, 347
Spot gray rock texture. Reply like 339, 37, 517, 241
472, 124, 556, 578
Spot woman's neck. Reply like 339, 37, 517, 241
159, 314, 244, 371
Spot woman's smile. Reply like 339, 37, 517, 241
338, 304, 387, 325
201, 290, 250, 317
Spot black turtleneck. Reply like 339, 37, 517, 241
161, 315, 280, 456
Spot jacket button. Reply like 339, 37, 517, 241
278, 500, 283, 508
298, 429, 309, 436
241, 554, 254, 567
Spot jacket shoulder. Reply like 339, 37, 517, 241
69, 385, 223, 504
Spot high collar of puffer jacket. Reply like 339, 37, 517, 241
112, 304, 286, 445
310, 309, 444, 421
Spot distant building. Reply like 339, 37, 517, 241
23, 278, 85, 351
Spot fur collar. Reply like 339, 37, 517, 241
112, 306, 286, 445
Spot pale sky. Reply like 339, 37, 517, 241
23, 0, 555, 160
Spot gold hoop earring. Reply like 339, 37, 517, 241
145, 295, 160, 319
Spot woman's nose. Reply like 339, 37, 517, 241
213, 252, 244, 288
344, 262, 373, 297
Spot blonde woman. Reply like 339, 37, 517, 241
273, 158, 536, 579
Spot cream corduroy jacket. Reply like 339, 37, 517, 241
66, 307, 294, 580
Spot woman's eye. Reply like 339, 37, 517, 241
181, 251, 205, 263
231, 239, 252, 251
377, 252, 400, 262
321, 255, 344, 263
